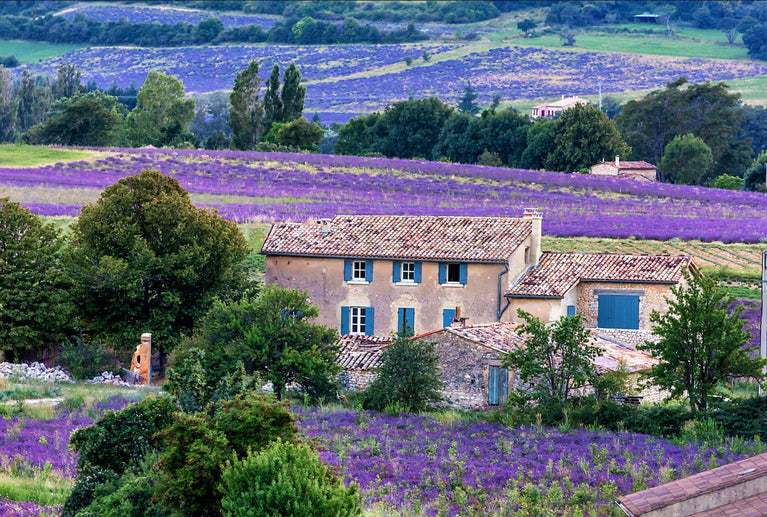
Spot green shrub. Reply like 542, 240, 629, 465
710, 395, 767, 440
219, 440, 361, 517
569, 397, 636, 431
60, 394, 85, 412
62, 465, 121, 517
624, 404, 691, 438
58, 336, 116, 380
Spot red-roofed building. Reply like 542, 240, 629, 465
590, 156, 657, 181
531, 95, 588, 118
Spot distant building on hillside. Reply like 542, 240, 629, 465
589, 156, 657, 182
633, 12, 661, 24
531, 95, 588, 118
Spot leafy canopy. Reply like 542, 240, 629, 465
659, 133, 713, 185
229, 60, 263, 151
503, 309, 601, 407
639, 268, 765, 412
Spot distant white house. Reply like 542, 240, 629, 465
531, 95, 588, 118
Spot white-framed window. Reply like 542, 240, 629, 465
351, 260, 367, 281
446, 263, 461, 284
400, 262, 415, 282
350, 306, 366, 335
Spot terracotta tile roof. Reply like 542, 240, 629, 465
507, 252, 690, 298
691, 491, 767, 517
618, 452, 767, 516
532, 96, 588, 110
441, 322, 526, 354
261, 215, 532, 262
336, 335, 391, 371
591, 334, 659, 373
593, 160, 656, 170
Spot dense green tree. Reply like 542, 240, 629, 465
63, 169, 249, 363
363, 333, 444, 413
262, 63, 282, 131
742, 105, 767, 157
333, 113, 381, 156
229, 60, 263, 151
711, 173, 744, 190
517, 18, 536, 36
659, 133, 714, 185
185, 286, 340, 400
639, 269, 765, 413
600, 96, 623, 119
519, 118, 557, 170
745, 150, 767, 192
0, 66, 17, 142
280, 62, 306, 123
25, 91, 126, 146
432, 112, 484, 163
371, 97, 453, 159
125, 70, 195, 147
457, 80, 480, 115
16, 70, 52, 133
52, 63, 84, 99
742, 22, 767, 60
189, 91, 230, 144
0, 199, 70, 361
503, 309, 600, 407
545, 103, 630, 172
275, 116, 324, 150
616, 78, 752, 180
479, 108, 531, 166
194, 16, 224, 43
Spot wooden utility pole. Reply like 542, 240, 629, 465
761, 251, 766, 395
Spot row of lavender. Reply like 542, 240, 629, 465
13, 44, 767, 107
3, 148, 765, 243
1, 396, 762, 517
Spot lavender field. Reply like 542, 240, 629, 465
2, 148, 766, 243
2, 397, 764, 516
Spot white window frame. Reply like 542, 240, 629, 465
350, 306, 366, 335
400, 262, 415, 283
446, 262, 461, 284
351, 260, 367, 282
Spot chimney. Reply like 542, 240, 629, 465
561, 94, 565, 100
317, 218, 331, 235
523, 208, 542, 265
615, 155, 620, 168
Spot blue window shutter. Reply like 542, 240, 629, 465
498, 368, 508, 406
488, 366, 498, 405
398, 307, 414, 336
414, 262, 422, 283
567, 305, 575, 317
343, 260, 351, 281
365, 260, 373, 282
621, 296, 640, 329
598, 295, 615, 328
438, 263, 446, 284
599, 295, 639, 329
398, 307, 405, 332
392, 261, 400, 282
405, 308, 414, 336
459, 263, 467, 285
443, 308, 456, 328
341, 306, 350, 335
365, 306, 374, 335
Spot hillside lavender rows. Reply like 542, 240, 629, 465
2, 148, 766, 242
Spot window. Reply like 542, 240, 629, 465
598, 294, 639, 329
443, 308, 456, 328
397, 307, 415, 337
392, 261, 421, 284
352, 260, 366, 281
439, 263, 467, 285
344, 259, 373, 282
341, 306, 374, 336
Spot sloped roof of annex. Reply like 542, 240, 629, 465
507, 251, 692, 298
261, 215, 532, 263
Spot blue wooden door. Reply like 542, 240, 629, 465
443, 308, 456, 328
488, 366, 508, 406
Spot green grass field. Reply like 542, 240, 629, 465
0, 145, 102, 167
0, 40, 85, 63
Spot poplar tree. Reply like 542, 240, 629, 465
229, 60, 263, 150
280, 63, 305, 123
263, 64, 282, 131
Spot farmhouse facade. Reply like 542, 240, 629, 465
589, 156, 657, 181
262, 211, 543, 337
531, 95, 588, 118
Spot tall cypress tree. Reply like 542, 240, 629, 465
229, 60, 263, 151
280, 63, 305, 123
263, 64, 282, 131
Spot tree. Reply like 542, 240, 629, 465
432, 112, 484, 164
659, 133, 713, 185
195, 16, 224, 43
64, 169, 249, 364
711, 173, 744, 191
745, 150, 767, 192
229, 60, 263, 151
188, 286, 340, 400
25, 91, 126, 146
559, 26, 576, 46
363, 333, 443, 413
517, 18, 537, 37
0, 198, 70, 361
639, 269, 765, 413
125, 70, 195, 147
16, 70, 52, 133
333, 112, 380, 156
545, 103, 630, 172
275, 116, 324, 150
262, 63, 282, 131
457, 80, 479, 115
371, 97, 453, 159
519, 118, 557, 170
616, 78, 752, 180
503, 310, 600, 407
280, 62, 305, 123
0, 66, 18, 142
742, 22, 767, 60
189, 91, 230, 145
52, 63, 84, 99
742, 105, 767, 158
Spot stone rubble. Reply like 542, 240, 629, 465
0, 362, 73, 383
87, 370, 134, 387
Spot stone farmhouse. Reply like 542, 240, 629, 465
589, 156, 657, 182
261, 211, 691, 408
530, 95, 588, 118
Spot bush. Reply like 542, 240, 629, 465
57, 335, 116, 381
710, 395, 767, 440
363, 334, 443, 413
624, 404, 691, 438
220, 440, 361, 517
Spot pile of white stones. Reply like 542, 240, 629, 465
0, 362, 73, 383
87, 370, 134, 387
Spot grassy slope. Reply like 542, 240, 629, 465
0, 40, 86, 63
0, 145, 102, 167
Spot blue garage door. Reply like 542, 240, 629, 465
598, 295, 639, 329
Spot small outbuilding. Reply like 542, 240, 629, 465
590, 156, 657, 181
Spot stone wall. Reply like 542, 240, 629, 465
338, 369, 376, 391
593, 328, 659, 350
